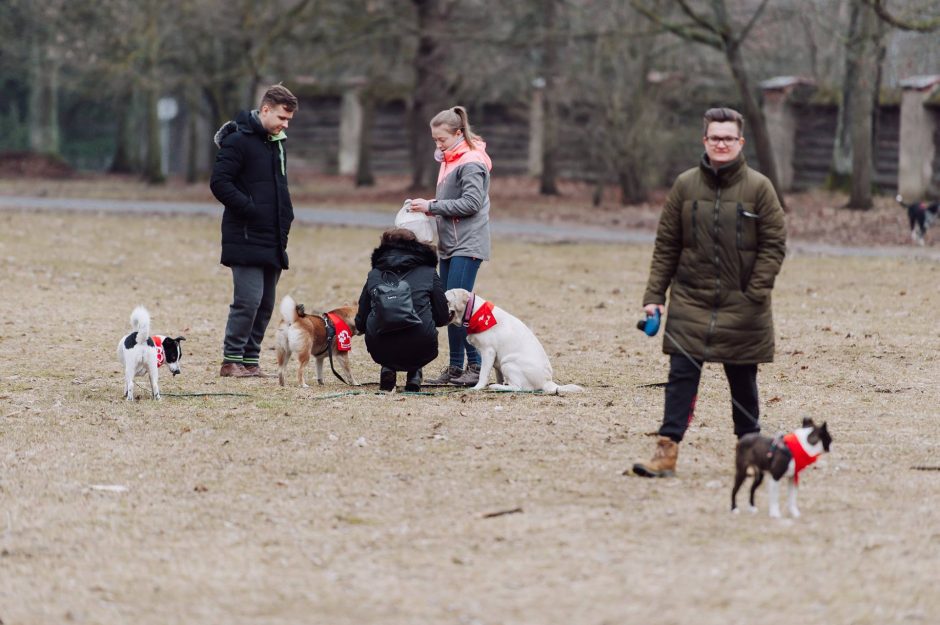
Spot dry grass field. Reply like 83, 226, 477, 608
1, 208, 939, 625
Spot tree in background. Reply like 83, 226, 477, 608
827, 0, 938, 209
575, 3, 672, 204
1, 0, 68, 156
171, 0, 317, 180
829, 0, 886, 209
3, 0, 939, 201
407, 0, 450, 190
536, 0, 563, 196
631, 0, 781, 198
868, 0, 940, 31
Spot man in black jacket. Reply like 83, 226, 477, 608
210, 84, 298, 378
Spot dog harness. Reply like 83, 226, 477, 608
783, 431, 820, 484
326, 313, 352, 352
151, 336, 165, 367
314, 312, 353, 385
465, 297, 498, 334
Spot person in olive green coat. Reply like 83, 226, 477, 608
632, 107, 787, 478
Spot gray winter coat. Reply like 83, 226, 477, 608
428, 140, 492, 261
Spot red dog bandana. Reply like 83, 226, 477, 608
327, 313, 352, 352
467, 300, 498, 334
783, 432, 820, 484
151, 335, 165, 367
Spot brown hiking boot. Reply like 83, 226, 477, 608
631, 436, 679, 478
450, 363, 481, 386
241, 365, 269, 378
220, 362, 251, 378
426, 365, 464, 385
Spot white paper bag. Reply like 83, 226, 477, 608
395, 200, 436, 243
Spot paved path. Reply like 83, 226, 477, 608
0, 195, 651, 245
2, 195, 939, 260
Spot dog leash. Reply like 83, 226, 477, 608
461, 292, 476, 328
133, 381, 252, 398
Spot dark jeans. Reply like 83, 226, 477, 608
439, 256, 483, 368
223, 265, 281, 365
659, 354, 760, 443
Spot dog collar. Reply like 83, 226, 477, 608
462, 293, 476, 328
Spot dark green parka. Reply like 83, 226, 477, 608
643, 155, 787, 364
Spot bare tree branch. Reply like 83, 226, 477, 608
630, 1, 723, 49
738, 0, 772, 43
866, 0, 940, 32
674, 0, 720, 35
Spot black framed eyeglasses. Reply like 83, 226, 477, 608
705, 135, 741, 145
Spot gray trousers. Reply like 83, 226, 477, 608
223, 265, 281, 365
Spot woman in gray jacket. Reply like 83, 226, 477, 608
409, 106, 493, 386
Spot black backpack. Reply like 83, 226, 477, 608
370, 270, 422, 334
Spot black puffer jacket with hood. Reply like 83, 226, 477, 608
355, 238, 449, 371
210, 109, 294, 269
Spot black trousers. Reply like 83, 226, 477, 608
659, 354, 760, 443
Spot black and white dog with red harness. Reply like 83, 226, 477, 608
897, 194, 940, 246
117, 306, 185, 401
731, 418, 831, 519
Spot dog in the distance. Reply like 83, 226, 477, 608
897, 194, 939, 245
117, 306, 185, 401
275, 295, 361, 387
731, 418, 832, 518
444, 288, 583, 394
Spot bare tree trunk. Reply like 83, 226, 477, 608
618, 165, 645, 205
143, 87, 165, 184
142, 2, 164, 184
845, 1, 883, 209
408, 0, 437, 192
799, 12, 821, 83
356, 91, 376, 187
724, 45, 780, 195
186, 102, 200, 183
539, 0, 560, 195
110, 93, 135, 173
830, 1, 863, 192
27, 38, 60, 155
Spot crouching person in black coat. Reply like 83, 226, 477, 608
355, 229, 449, 392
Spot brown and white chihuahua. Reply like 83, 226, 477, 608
732, 418, 832, 518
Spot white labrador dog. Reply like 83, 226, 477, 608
445, 288, 583, 394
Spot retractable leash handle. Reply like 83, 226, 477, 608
636, 308, 661, 337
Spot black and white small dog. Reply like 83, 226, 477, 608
897, 194, 940, 246
117, 306, 185, 401
731, 418, 831, 518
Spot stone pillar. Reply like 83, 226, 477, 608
528, 79, 545, 177
759, 76, 816, 193
898, 75, 940, 200
338, 84, 364, 176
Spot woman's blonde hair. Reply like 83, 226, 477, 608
430, 106, 479, 149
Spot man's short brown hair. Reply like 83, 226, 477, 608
703, 107, 744, 135
261, 84, 298, 112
